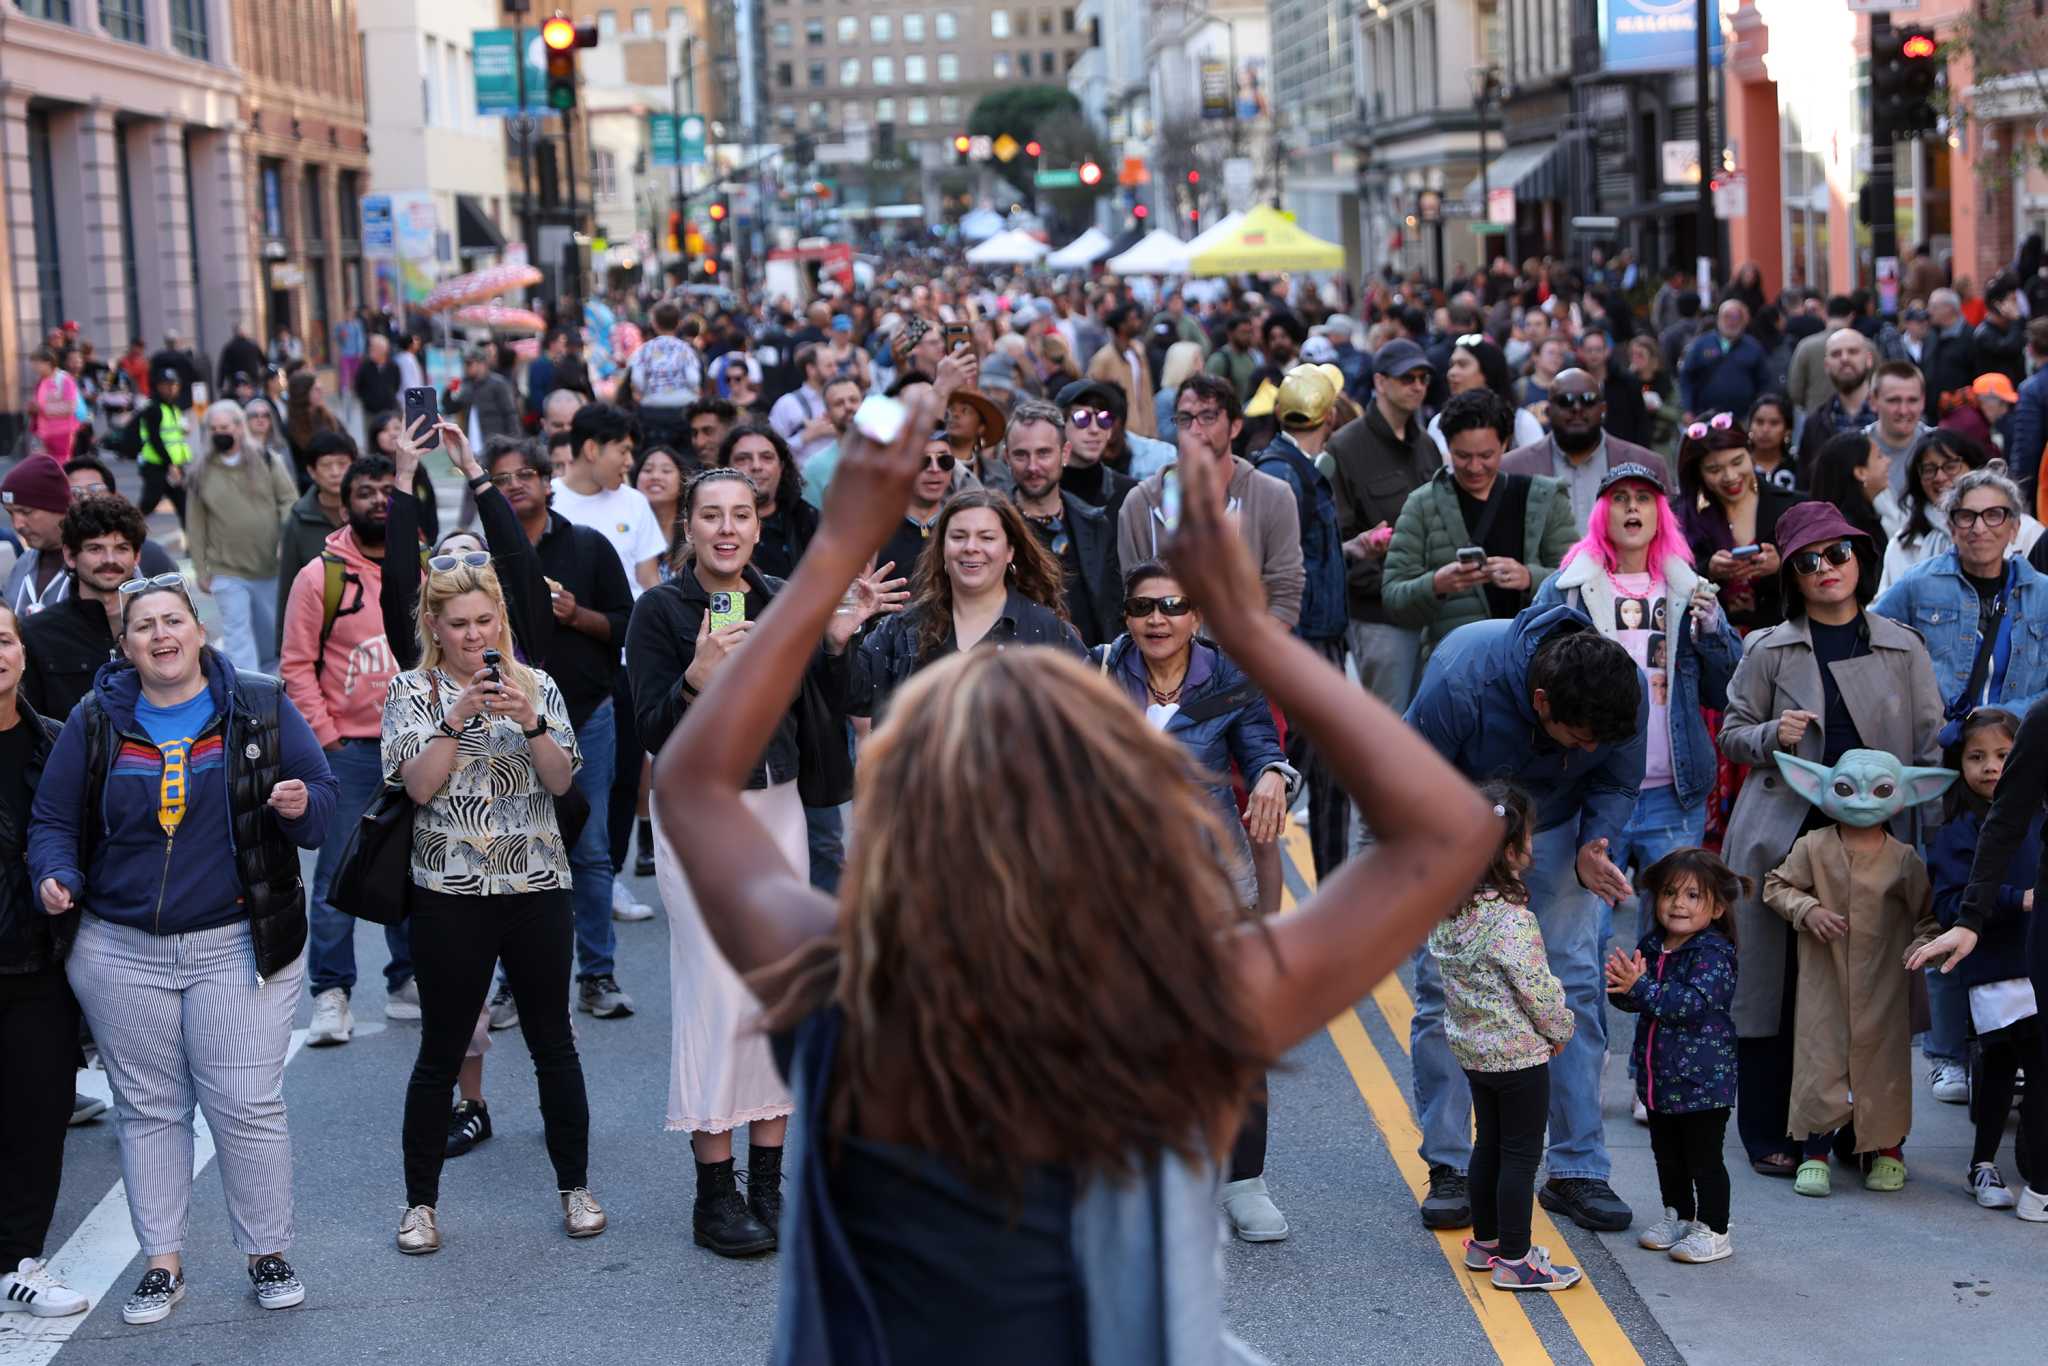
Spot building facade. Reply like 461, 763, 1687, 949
0, 0, 247, 438
1270, 0, 1360, 269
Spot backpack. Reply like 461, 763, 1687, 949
315, 547, 428, 679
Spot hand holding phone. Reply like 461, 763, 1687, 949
707, 591, 746, 633
1730, 544, 1762, 560
403, 387, 441, 451
1456, 546, 1486, 569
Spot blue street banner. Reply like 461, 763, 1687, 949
650, 114, 680, 168
473, 28, 551, 115
679, 113, 707, 166
1599, 0, 1723, 74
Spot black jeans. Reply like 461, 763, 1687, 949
1228, 1082, 1269, 1181
1737, 921, 1799, 1165
0, 966, 81, 1263
1646, 1107, 1731, 1232
1466, 1063, 1549, 1261
404, 887, 589, 1208
1972, 1017, 2046, 1186
138, 460, 187, 526
1283, 637, 1351, 880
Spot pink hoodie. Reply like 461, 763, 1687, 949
279, 526, 397, 748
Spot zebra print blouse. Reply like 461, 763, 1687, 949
381, 667, 582, 896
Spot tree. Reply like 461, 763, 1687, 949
1936, 0, 2048, 188
967, 86, 1106, 201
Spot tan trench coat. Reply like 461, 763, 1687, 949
1763, 829, 1939, 1151
1716, 613, 1943, 1037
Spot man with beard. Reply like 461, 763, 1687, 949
1001, 400, 1120, 646
1053, 379, 1146, 521
1503, 368, 1671, 532
686, 396, 740, 471
18, 493, 143, 719
1085, 305, 1160, 438
1678, 298, 1772, 422
1786, 296, 1857, 415
1576, 330, 1649, 447
1205, 313, 1262, 402
279, 453, 414, 1048
1794, 327, 1878, 482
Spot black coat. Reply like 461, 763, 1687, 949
0, 703, 65, 974
848, 589, 1087, 720
1056, 492, 1123, 648
19, 591, 117, 724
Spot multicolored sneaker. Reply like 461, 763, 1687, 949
1461, 1237, 1499, 1271
1490, 1245, 1581, 1292
120, 1267, 185, 1325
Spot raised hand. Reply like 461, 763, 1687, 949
1165, 446, 1266, 632
817, 391, 945, 565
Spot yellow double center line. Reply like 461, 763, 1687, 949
1282, 825, 1644, 1366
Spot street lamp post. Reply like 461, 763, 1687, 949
1469, 66, 1499, 269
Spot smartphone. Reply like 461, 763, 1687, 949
402, 386, 441, 450
942, 322, 972, 352
480, 647, 503, 683
1159, 469, 1182, 534
707, 591, 746, 633
1456, 546, 1486, 569
1730, 544, 1762, 560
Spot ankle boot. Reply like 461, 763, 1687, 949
747, 1144, 784, 1241
693, 1158, 776, 1257
635, 818, 656, 877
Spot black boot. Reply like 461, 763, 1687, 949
747, 1144, 784, 1242
693, 1158, 776, 1257
635, 818, 656, 878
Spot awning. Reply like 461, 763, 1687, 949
1461, 138, 1574, 204
457, 195, 506, 256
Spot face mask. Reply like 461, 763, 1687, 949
211, 432, 237, 454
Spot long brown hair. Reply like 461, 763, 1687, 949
754, 647, 1270, 1192
909, 489, 1068, 660
285, 370, 337, 451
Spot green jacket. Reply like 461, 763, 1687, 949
1380, 468, 1577, 651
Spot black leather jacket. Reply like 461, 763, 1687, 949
0, 702, 65, 974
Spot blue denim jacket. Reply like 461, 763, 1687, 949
1252, 434, 1349, 643
1873, 552, 2048, 726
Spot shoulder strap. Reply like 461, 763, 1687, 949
314, 552, 353, 680
1255, 448, 1317, 548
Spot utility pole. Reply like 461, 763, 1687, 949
510, 15, 537, 274
564, 105, 580, 314
1693, 0, 1717, 288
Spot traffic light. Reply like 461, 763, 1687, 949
666, 209, 682, 254
707, 199, 728, 224
542, 12, 598, 113
1133, 203, 1148, 220
1077, 160, 1102, 187
1872, 23, 1940, 135
1187, 169, 1201, 185
1024, 140, 1042, 158
953, 133, 971, 163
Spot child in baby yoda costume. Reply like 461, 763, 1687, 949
1761, 749, 1958, 1198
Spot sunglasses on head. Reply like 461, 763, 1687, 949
1123, 594, 1194, 619
1684, 413, 1736, 441
924, 451, 956, 472
429, 550, 491, 573
1550, 392, 1603, 411
1068, 407, 1115, 429
119, 573, 188, 597
1454, 333, 1487, 349
1790, 540, 1857, 576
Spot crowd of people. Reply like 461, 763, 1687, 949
2, 231, 2048, 1353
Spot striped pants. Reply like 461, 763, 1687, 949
67, 915, 302, 1256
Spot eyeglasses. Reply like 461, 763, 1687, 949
119, 573, 188, 596
1919, 457, 1970, 480
1067, 408, 1116, 429
1950, 505, 2015, 532
1174, 407, 1228, 427
488, 469, 542, 488
924, 452, 957, 472
428, 551, 491, 572
1684, 413, 1736, 440
1123, 595, 1194, 619
1789, 540, 1857, 576
1550, 392, 1603, 411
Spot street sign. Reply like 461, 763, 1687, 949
1118, 156, 1149, 187
969, 135, 994, 161
993, 133, 1020, 162
1712, 173, 1747, 220
1487, 187, 1516, 225
1034, 168, 1081, 188
1200, 60, 1231, 119
678, 114, 706, 165
360, 194, 394, 254
473, 28, 551, 115
1661, 139, 1700, 186
649, 114, 680, 168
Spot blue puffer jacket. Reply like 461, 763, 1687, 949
1252, 433, 1348, 643
1874, 553, 2048, 736
1612, 924, 1739, 1115
1931, 803, 2045, 991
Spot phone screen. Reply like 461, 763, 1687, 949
1731, 545, 1762, 559
403, 387, 441, 450
943, 323, 972, 352
707, 591, 746, 633
1457, 547, 1486, 568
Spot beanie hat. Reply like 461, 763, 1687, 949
0, 454, 72, 515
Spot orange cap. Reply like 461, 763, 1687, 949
1973, 373, 2019, 404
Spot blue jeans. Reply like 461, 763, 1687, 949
307, 737, 412, 997
1412, 821, 1611, 1181
208, 574, 279, 675
1922, 964, 1969, 1064
805, 803, 844, 895
1605, 783, 1708, 950
568, 699, 618, 981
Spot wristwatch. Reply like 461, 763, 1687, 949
522, 720, 548, 739
436, 716, 463, 740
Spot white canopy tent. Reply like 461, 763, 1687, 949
964, 228, 1049, 265
958, 207, 1007, 242
1104, 229, 1193, 276
1045, 226, 1113, 269
1179, 211, 1246, 258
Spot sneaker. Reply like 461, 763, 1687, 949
1461, 1237, 1499, 1271
487, 983, 520, 1031
1971, 1162, 2019, 1209
578, 974, 635, 1018
385, 978, 422, 1022
1930, 1060, 1969, 1104
1631, 1094, 1648, 1125
1637, 1206, 1690, 1250
1, 1257, 89, 1317
396, 1204, 441, 1255
1537, 1177, 1633, 1232
69, 1092, 107, 1126
2017, 1185, 2048, 1222
306, 988, 352, 1046
1219, 1176, 1290, 1242
445, 1099, 492, 1158
247, 1255, 304, 1310
1490, 1245, 1581, 1292
120, 1267, 185, 1325
1421, 1163, 1471, 1229
1668, 1223, 1733, 1264
611, 881, 654, 922
561, 1187, 608, 1238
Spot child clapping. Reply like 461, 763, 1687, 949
1606, 850, 1743, 1264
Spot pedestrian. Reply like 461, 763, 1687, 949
722, 423, 818, 581
384, 556, 607, 1255
134, 367, 192, 525
1503, 368, 1674, 533
283, 371, 341, 471
1808, 431, 1895, 555
1429, 781, 1582, 1292
1606, 849, 1742, 1265
353, 333, 403, 418
1002, 401, 1122, 648
1877, 432, 2013, 592
28, 347, 81, 461
27, 574, 336, 1325
624, 466, 896, 1257
1743, 394, 1800, 492
1427, 336, 1546, 456
2, 454, 75, 618
1679, 301, 1773, 423
274, 431, 357, 639
366, 411, 443, 547
1923, 707, 2047, 1216
189, 400, 299, 674
650, 387, 1499, 1360
634, 445, 688, 585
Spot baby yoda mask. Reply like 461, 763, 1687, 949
1771, 748, 1957, 828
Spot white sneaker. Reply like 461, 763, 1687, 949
385, 978, 422, 1022
1972, 1163, 2020, 1209
1632, 1094, 1649, 1125
1219, 1176, 1290, 1242
1, 1257, 89, 1317
611, 880, 654, 922
1668, 1223, 1733, 1264
2016, 1185, 2048, 1222
1930, 1060, 1969, 1104
1637, 1206, 1689, 1250
306, 988, 353, 1046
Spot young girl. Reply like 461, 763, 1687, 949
1429, 783, 1580, 1292
1606, 849, 1743, 1263
1927, 708, 2048, 1216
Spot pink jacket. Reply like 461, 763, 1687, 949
31, 373, 81, 457
279, 526, 397, 747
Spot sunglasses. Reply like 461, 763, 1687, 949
489, 469, 542, 487
1174, 407, 1228, 427
1550, 392, 1603, 411
1789, 540, 1857, 576
924, 452, 957, 472
1684, 413, 1736, 440
1123, 595, 1194, 619
1950, 505, 2015, 532
1386, 370, 1431, 387
429, 551, 492, 572
1454, 333, 1487, 349
1067, 407, 1116, 429
119, 573, 189, 597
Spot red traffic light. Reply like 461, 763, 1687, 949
1901, 33, 1936, 59
1187, 170, 1200, 184
1077, 160, 1102, 187
1133, 203, 1148, 219
542, 16, 576, 49
704, 259, 718, 275
708, 201, 727, 221
1024, 140, 1042, 158
953, 134, 971, 154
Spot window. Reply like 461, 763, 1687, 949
1062, 7, 1075, 32
337, 171, 362, 244
592, 148, 618, 200
875, 97, 896, 122
937, 53, 958, 81
1039, 10, 1052, 34
990, 10, 1009, 38
992, 53, 1010, 78
776, 61, 794, 87
1019, 52, 1031, 75
808, 61, 825, 85
938, 95, 960, 121
1042, 50, 1055, 73
260, 159, 286, 239
170, 0, 208, 58
805, 18, 823, 43
839, 57, 859, 84
667, 7, 684, 30
935, 11, 956, 39
836, 16, 856, 40
26, 111, 62, 334
908, 96, 929, 126
773, 20, 791, 44
632, 8, 652, 35
17, 1, 74, 21
301, 168, 326, 245
905, 54, 926, 82
777, 103, 798, 127
903, 13, 924, 41
99, 0, 145, 42
869, 15, 890, 41
809, 100, 829, 128
872, 56, 893, 83
596, 10, 617, 40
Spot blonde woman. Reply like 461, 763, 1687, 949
381, 558, 604, 1255
191, 399, 299, 672
1155, 340, 1208, 441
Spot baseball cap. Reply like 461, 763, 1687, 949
1299, 335, 1339, 364
1373, 338, 1433, 378
1972, 373, 2019, 404
1276, 365, 1338, 429
1596, 461, 1667, 498
831, 314, 853, 333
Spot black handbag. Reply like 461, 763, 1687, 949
329, 783, 417, 925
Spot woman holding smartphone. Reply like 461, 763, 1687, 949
624, 465, 901, 1258
1678, 415, 1808, 634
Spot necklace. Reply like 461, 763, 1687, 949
1145, 658, 1188, 705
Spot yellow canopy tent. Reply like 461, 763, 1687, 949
1186, 205, 1344, 276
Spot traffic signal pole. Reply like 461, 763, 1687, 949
1868, 13, 1898, 276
